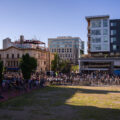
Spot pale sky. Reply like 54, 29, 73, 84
0, 0, 120, 53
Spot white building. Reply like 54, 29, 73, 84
86, 15, 110, 53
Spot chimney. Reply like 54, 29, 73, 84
20, 35, 24, 43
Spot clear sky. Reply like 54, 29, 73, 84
0, 0, 120, 53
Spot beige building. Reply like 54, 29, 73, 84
48, 36, 84, 64
0, 36, 54, 73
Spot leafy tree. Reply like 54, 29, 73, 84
71, 65, 79, 73
51, 53, 60, 72
0, 61, 4, 86
60, 60, 71, 74
51, 53, 71, 74
20, 53, 37, 80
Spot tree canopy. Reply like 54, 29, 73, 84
51, 53, 60, 72
20, 53, 37, 80
51, 53, 71, 74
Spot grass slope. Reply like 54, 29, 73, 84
0, 86, 120, 120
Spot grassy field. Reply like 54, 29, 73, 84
0, 86, 120, 120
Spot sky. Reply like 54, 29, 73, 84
0, 0, 120, 53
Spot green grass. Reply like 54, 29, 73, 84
0, 86, 120, 120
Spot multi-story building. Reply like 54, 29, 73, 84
0, 35, 54, 73
79, 15, 120, 74
86, 15, 110, 55
110, 19, 120, 54
48, 36, 84, 64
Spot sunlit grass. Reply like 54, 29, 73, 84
65, 86, 120, 109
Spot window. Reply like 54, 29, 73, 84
111, 37, 116, 43
103, 29, 108, 35
62, 49, 64, 53
103, 36, 108, 42
16, 61, 19, 66
7, 54, 9, 59
8, 61, 10, 67
59, 49, 61, 53
70, 48, 72, 52
14, 61, 16, 67
113, 45, 117, 50
17, 54, 20, 58
111, 30, 116, 35
91, 37, 101, 43
91, 44, 101, 51
91, 20, 101, 28
96, 45, 101, 50
67, 49, 69, 52
103, 19, 108, 27
91, 30, 101, 35
102, 44, 109, 51
111, 22, 116, 26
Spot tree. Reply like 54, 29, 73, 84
51, 53, 71, 74
51, 53, 60, 72
71, 65, 79, 73
0, 61, 4, 86
20, 53, 37, 80
60, 60, 71, 74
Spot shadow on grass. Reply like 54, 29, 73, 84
0, 86, 120, 120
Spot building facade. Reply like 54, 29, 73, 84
1, 36, 54, 73
110, 19, 120, 54
48, 36, 84, 64
86, 15, 110, 55
79, 15, 120, 74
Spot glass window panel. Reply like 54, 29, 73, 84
111, 37, 116, 43
103, 29, 108, 35
91, 37, 101, 43
102, 44, 108, 50
111, 30, 116, 35
113, 45, 117, 50
91, 30, 101, 35
103, 19, 108, 27
91, 20, 101, 28
111, 22, 116, 26
103, 36, 108, 42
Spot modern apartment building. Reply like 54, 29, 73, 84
79, 15, 120, 74
0, 35, 54, 73
86, 15, 110, 55
48, 36, 84, 64
110, 19, 120, 53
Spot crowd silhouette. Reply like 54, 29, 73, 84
0, 71, 120, 100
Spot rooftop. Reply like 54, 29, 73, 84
48, 36, 80, 40
85, 15, 109, 20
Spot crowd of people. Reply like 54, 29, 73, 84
46, 72, 120, 86
0, 72, 46, 100
0, 71, 120, 100
1, 72, 46, 92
